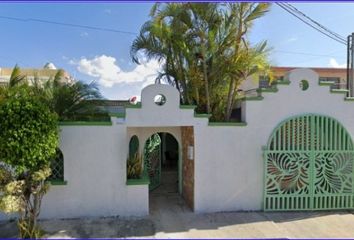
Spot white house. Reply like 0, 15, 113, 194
1, 68, 354, 220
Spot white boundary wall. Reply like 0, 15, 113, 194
1, 68, 354, 220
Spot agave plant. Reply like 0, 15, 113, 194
127, 153, 143, 179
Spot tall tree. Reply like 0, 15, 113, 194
224, 3, 270, 121
131, 3, 271, 121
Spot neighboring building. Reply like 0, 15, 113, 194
0, 62, 74, 86
240, 66, 347, 96
93, 100, 130, 116
232, 66, 348, 120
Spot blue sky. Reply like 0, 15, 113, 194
0, 2, 353, 99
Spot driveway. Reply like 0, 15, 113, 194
1, 192, 354, 238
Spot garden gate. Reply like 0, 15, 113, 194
264, 114, 354, 211
144, 133, 162, 191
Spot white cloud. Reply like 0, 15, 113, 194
286, 36, 298, 42
328, 58, 346, 68
80, 32, 89, 37
73, 55, 161, 88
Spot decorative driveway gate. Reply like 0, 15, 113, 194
264, 114, 354, 211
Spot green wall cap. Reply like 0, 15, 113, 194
345, 97, 354, 101
49, 180, 67, 185
330, 89, 349, 94
257, 88, 278, 93
208, 122, 247, 127
180, 105, 197, 109
59, 121, 112, 126
109, 113, 126, 118
125, 103, 142, 108
194, 113, 212, 118
126, 178, 150, 185
242, 96, 264, 101
319, 80, 335, 86
275, 80, 291, 85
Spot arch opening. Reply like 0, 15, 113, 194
49, 148, 64, 181
127, 135, 142, 180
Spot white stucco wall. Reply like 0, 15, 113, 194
2, 69, 354, 220
39, 124, 149, 219
194, 68, 354, 213
0, 123, 149, 221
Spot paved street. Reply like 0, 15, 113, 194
1, 190, 354, 239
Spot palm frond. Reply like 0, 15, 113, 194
9, 64, 26, 87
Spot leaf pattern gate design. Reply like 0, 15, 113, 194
264, 114, 354, 211
144, 133, 162, 191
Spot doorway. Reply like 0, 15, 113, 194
144, 132, 180, 194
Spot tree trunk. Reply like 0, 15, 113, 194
224, 6, 245, 121
200, 43, 211, 114
224, 78, 236, 121
177, 54, 191, 104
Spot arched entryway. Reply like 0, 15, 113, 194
264, 114, 354, 211
144, 132, 180, 194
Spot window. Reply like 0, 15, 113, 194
259, 76, 270, 88
49, 148, 64, 181
259, 76, 282, 88
127, 135, 142, 180
129, 135, 139, 158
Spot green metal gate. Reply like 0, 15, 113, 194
264, 114, 354, 211
144, 133, 162, 191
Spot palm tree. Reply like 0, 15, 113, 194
6, 66, 106, 121
131, 3, 272, 121
36, 70, 106, 121
223, 3, 271, 121
9, 64, 26, 87
0, 64, 26, 103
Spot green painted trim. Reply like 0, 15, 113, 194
180, 105, 197, 109
194, 113, 212, 118
109, 112, 126, 118
59, 121, 112, 126
242, 96, 264, 101
126, 178, 150, 185
330, 89, 349, 94
208, 122, 247, 127
257, 88, 278, 93
345, 97, 354, 101
49, 180, 67, 185
125, 103, 142, 108
275, 80, 291, 85
319, 80, 335, 86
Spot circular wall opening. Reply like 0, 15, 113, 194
300, 79, 309, 91
154, 94, 166, 106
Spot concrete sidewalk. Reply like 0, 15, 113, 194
1, 192, 354, 239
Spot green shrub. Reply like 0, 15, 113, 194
0, 86, 59, 238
